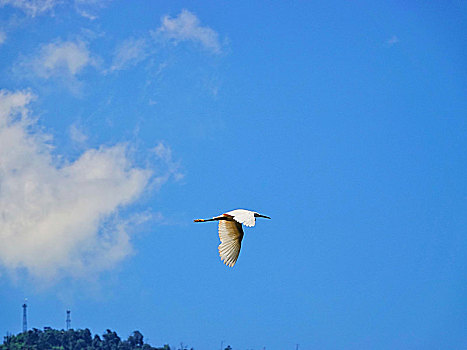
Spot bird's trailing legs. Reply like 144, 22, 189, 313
194, 215, 231, 223
194, 218, 214, 222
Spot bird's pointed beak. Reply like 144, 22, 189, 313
257, 214, 271, 219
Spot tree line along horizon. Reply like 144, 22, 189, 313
1, 327, 234, 350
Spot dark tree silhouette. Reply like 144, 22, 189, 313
1, 328, 171, 350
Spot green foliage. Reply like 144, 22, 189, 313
1, 328, 171, 350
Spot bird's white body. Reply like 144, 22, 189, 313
224, 209, 257, 227
194, 209, 270, 267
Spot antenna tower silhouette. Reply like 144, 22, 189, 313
22, 300, 27, 333
66, 310, 71, 330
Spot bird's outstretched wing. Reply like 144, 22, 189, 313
218, 220, 244, 267
225, 209, 256, 227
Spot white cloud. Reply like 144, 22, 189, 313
386, 35, 399, 47
29, 40, 95, 78
0, 89, 153, 281
110, 37, 148, 72
0, 0, 58, 17
156, 9, 222, 54
0, 31, 6, 45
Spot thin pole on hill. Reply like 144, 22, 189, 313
22, 300, 27, 333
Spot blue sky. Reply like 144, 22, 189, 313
0, 1, 466, 349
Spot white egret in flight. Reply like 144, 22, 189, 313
194, 209, 271, 267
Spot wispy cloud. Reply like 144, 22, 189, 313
74, 0, 113, 20
110, 37, 149, 72
156, 9, 222, 54
0, 89, 155, 282
0, 0, 59, 17
386, 35, 399, 47
69, 123, 88, 144
0, 0, 111, 18
16, 39, 97, 93
152, 142, 184, 186
107, 9, 223, 73
30, 40, 95, 78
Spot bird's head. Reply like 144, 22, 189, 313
254, 212, 271, 219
